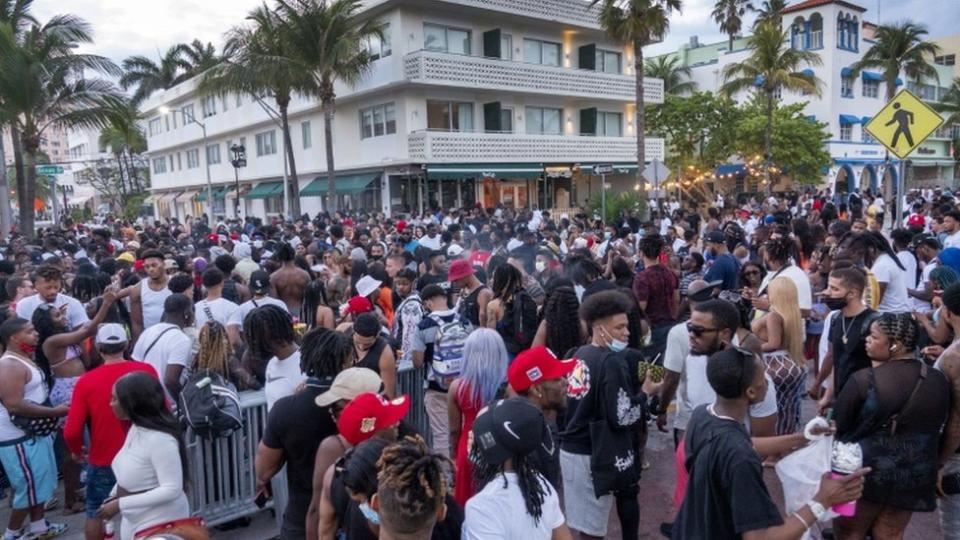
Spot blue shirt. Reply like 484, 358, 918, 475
704, 253, 740, 291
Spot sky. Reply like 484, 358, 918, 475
32, 0, 960, 64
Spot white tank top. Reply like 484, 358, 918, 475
141, 279, 172, 329
0, 354, 49, 441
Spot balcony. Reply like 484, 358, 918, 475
404, 50, 663, 103
408, 130, 665, 163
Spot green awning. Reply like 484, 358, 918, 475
246, 182, 284, 199
426, 163, 544, 180
302, 174, 378, 197
195, 186, 229, 201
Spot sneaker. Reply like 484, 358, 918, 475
3, 527, 26, 540
25, 522, 67, 540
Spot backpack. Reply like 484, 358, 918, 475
502, 290, 538, 354
179, 370, 242, 439
431, 315, 471, 390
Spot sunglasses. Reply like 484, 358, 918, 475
687, 323, 720, 337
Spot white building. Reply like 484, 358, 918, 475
64, 127, 107, 215
655, 0, 956, 198
140, 0, 665, 221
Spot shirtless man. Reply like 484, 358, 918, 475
125, 250, 171, 341
270, 243, 311, 314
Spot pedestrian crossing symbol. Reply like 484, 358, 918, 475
864, 89, 945, 159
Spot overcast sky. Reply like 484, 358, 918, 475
32, 0, 959, 64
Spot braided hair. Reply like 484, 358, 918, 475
543, 286, 582, 357
71, 274, 103, 304
838, 232, 906, 271
300, 327, 351, 378
931, 265, 960, 290
243, 305, 295, 360
301, 280, 330, 330
469, 435, 549, 524
195, 321, 231, 377
873, 312, 918, 352
377, 436, 450, 537
763, 236, 795, 265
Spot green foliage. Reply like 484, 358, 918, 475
850, 21, 940, 100
733, 101, 831, 184
590, 190, 644, 224
123, 192, 148, 220
644, 56, 697, 95
647, 92, 739, 164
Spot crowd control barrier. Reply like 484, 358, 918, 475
397, 366, 432, 443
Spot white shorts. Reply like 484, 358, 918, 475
560, 449, 613, 536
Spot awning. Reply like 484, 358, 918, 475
195, 186, 229, 201
176, 190, 198, 202
801, 69, 814, 77
862, 71, 883, 82
753, 74, 765, 87
841, 67, 853, 78
158, 192, 180, 204
246, 182, 284, 199
861, 116, 872, 124
302, 174, 377, 197
427, 163, 543, 180
839, 114, 861, 124
895, 77, 903, 86
806, 115, 817, 122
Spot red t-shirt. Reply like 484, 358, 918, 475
64, 361, 158, 466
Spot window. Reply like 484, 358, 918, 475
264, 196, 284, 214
841, 77, 854, 98
595, 49, 622, 74
148, 118, 161, 136
952, 124, 960, 140
360, 103, 396, 139
206, 144, 221, 165
936, 54, 956, 66
597, 112, 622, 136
840, 123, 852, 141
523, 38, 561, 66
186, 149, 200, 169
427, 101, 473, 132
165, 116, 170, 131
501, 34, 513, 61
861, 129, 875, 144
424, 24, 470, 55
201, 96, 217, 117
182, 104, 196, 123
863, 79, 879, 98
301, 121, 312, 149
168, 155, 174, 171
172, 112, 178, 129
365, 23, 392, 60
256, 130, 277, 156
525, 107, 562, 135
152, 157, 166, 174
500, 108, 514, 133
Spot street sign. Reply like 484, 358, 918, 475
864, 89, 945, 159
643, 159, 671, 186
594, 164, 613, 175
36, 165, 63, 175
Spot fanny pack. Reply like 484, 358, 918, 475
134, 517, 208, 539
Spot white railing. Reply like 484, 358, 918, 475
404, 50, 664, 104
435, 0, 601, 29
408, 130, 665, 163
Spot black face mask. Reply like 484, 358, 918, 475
824, 296, 848, 311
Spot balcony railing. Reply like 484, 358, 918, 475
404, 50, 664, 103
408, 130, 665, 163
431, 0, 602, 30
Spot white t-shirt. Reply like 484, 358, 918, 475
463, 472, 564, 540
871, 253, 912, 312
264, 350, 304, 411
759, 264, 813, 311
896, 250, 918, 289
419, 235, 442, 250
913, 261, 937, 312
132, 323, 192, 393
228, 296, 289, 328
16, 293, 90, 330
945, 230, 960, 249
194, 297, 240, 328
663, 323, 777, 431
659, 217, 673, 236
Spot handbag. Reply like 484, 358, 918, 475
587, 353, 641, 498
11, 399, 60, 438
134, 517, 209, 540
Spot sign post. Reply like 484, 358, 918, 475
643, 159, 671, 203
595, 164, 613, 223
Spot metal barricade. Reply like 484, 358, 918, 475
186, 390, 271, 527
397, 366, 432, 444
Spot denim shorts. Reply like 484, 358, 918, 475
85, 465, 116, 518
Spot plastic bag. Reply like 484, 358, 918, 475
775, 436, 837, 539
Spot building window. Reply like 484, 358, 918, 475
863, 80, 879, 98
301, 121, 312, 148
500, 108, 514, 133
264, 197, 284, 214
424, 23, 470, 55
255, 130, 277, 156
152, 157, 166, 174
201, 96, 217, 118
525, 106, 562, 135
841, 77, 854, 98
595, 49, 622, 74
862, 129, 875, 144
186, 149, 200, 169
365, 23, 392, 60
148, 118, 161, 136
523, 38, 561, 66
427, 101, 473, 132
840, 124, 852, 141
165, 116, 170, 132
182, 104, 196, 123
952, 124, 960, 140
168, 155, 175, 171
501, 34, 513, 60
935, 54, 956, 66
360, 103, 396, 138
206, 144, 221, 165
597, 112, 622, 136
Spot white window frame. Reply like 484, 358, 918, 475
201, 96, 217, 118
152, 157, 166, 174
206, 144, 221, 165
181, 104, 196, 123
360, 103, 397, 139
500, 34, 513, 61
148, 118, 161, 136
500, 107, 514, 133
365, 23, 392, 60
427, 101, 473, 132
839, 123, 852, 141
523, 38, 561, 66
597, 111, 623, 136
424, 23, 471, 55
595, 49, 622, 74
301, 121, 312, 149
525, 106, 562, 135
186, 149, 200, 169
863, 80, 879, 98
255, 130, 277, 156
841, 77, 854, 98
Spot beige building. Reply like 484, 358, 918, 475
932, 35, 960, 80
2, 125, 70, 166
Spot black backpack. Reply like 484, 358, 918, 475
179, 370, 242, 439
501, 289, 538, 354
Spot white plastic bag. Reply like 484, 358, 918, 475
775, 436, 837, 539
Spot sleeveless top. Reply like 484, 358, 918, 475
141, 279, 172, 329
457, 286, 487, 327
0, 354, 48, 442
353, 337, 388, 374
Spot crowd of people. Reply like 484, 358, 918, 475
2, 185, 960, 539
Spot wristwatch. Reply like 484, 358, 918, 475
807, 500, 827, 521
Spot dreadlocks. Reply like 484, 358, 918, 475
301, 280, 330, 330
196, 321, 232, 376
492, 263, 522, 302
300, 327, 351, 378
469, 436, 549, 524
71, 274, 103, 304
377, 436, 450, 538
542, 286, 581, 357
838, 231, 906, 271
763, 235, 795, 264
243, 305, 295, 361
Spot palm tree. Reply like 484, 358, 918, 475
591, 0, 682, 221
712, 0, 752, 52
275, 0, 382, 213
99, 101, 147, 199
721, 22, 821, 191
850, 21, 940, 102
752, 0, 786, 29
183, 39, 219, 73
936, 77, 960, 125
0, 14, 122, 236
644, 56, 697, 94
120, 45, 191, 105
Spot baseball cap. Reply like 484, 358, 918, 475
688, 279, 723, 302
447, 244, 464, 258
164, 259, 178, 271
447, 259, 475, 282
508, 346, 576, 393
96, 323, 128, 345
704, 231, 726, 244
355, 275, 382, 298
341, 296, 374, 317
336, 393, 410, 446
250, 270, 270, 294
117, 252, 135, 263
907, 214, 926, 227
315, 367, 383, 407
471, 398, 551, 465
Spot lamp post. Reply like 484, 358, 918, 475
159, 105, 213, 221
230, 144, 247, 219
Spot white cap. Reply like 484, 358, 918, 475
96, 323, 127, 345
447, 244, 464, 258
355, 275, 383, 298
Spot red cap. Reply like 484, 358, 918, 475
343, 218, 354, 227
134, 259, 145, 272
447, 259, 475, 282
908, 214, 925, 227
337, 393, 410, 445
508, 346, 577, 392
396, 220, 407, 233
343, 296, 373, 316
207, 233, 220, 244
229, 233, 240, 241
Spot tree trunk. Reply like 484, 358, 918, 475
11, 129, 33, 238
764, 89, 774, 195
279, 101, 301, 218
21, 132, 38, 239
729, 34, 735, 52
634, 37, 648, 221
115, 153, 128, 206
0, 127, 13, 239
124, 150, 141, 193
323, 93, 337, 214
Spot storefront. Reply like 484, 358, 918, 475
301, 173, 382, 212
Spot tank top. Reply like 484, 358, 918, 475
457, 286, 487, 327
353, 337, 388, 374
141, 279, 172, 329
0, 354, 48, 442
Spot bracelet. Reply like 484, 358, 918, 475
792, 511, 812, 529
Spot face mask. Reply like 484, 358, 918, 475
359, 502, 380, 525
604, 232, 613, 240
535, 261, 546, 273
824, 296, 848, 311
18, 342, 36, 356
602, 326, 628, 353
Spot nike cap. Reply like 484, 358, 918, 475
471, 398, 552, 465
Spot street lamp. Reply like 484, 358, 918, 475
158, 105, 214, 221
230, 144, 247, 219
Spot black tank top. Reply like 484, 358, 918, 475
457, 286, 487, 327
353, 336, 388, 373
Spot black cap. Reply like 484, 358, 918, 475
704, 231, 726, 244
471, 398, 552, 465
250, 270, 270, 294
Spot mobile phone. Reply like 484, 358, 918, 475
254, 487, 271, 508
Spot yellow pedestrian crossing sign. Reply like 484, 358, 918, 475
864, 89, 945, 159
